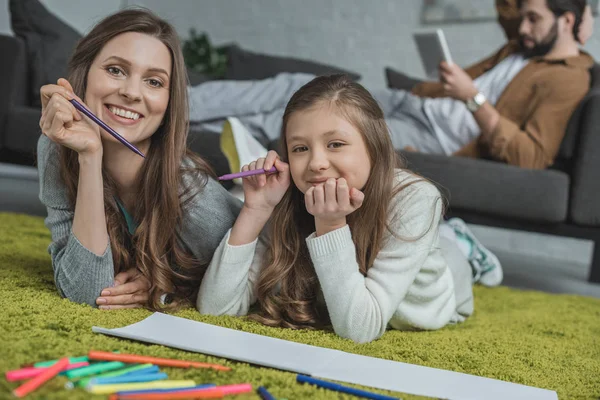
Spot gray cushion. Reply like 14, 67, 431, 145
187, 68, 211, 87
0, 35, 28, 113
384, 67, 424, 91
223, 45, 361, 81
401, 152, 570, 223
10, 0, 81, 108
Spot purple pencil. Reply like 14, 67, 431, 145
218, 166, 277, 181
69, 99, 145, 158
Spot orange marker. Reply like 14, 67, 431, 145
88, 351, 231, 371
12, 358, 69, 398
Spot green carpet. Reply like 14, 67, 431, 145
1, 212, 599, 400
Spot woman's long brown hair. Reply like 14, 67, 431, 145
60, 9, 213, 310
251, 74, 429, 329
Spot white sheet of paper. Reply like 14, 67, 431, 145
92, 313, 557, 400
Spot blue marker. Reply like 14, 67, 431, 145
88, 372, 168, 385
115, 384, 216, 396
258, 386, 276, 400
297, 375, 400, 400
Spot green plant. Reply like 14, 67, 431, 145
182, 28, 228, 79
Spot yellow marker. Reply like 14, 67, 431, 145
86, 380, 196, 395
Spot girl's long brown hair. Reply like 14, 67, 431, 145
251, 74, 429, 329
60, 9, 213, 310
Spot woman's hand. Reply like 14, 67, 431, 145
39, 78, 103, 155
241, 150, 291, 213
305, 178, 364, 236
96, 269, 151, 310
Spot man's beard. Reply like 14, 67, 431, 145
520, 20, 558, 58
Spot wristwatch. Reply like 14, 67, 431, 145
465, 92, 486, 113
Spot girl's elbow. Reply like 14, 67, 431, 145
196, 299, 248, 317
333, 323, 384, 344
196, 298, 220, 315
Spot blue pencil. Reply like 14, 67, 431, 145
88, 372, 168, 385
115, 384, 216, 396
297, 375, 399, 400
258, 386, 276, 400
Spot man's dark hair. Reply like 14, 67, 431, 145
517, 0, 587, 41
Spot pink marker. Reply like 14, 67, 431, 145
5, 361, 89, 382
219, 383, 253, 395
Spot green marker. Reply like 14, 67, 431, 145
34, 355, 89, 368
65, 361, 126, 379
72, 364, 155, 389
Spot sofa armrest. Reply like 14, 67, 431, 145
400, 151, 570, 223
570, 89, 600, 226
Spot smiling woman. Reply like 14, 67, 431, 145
36, 8, 242, 311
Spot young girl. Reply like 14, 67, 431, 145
197, 74, 474, 343
37, 9, 241, 310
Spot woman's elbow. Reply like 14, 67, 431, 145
56, 283, 99, 308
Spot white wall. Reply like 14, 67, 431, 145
0, 0, 121, 35
1, 0, 598, 88
131, 0, 510, 88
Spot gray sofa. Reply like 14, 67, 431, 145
395, 64, 600, 284
2, 33, 599, 283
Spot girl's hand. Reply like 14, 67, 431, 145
39, 78, 103, 155
241, 150, 291, 213
305, 178, 364, 236
96, 269, 151, 310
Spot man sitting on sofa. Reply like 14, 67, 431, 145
188, 0, 593, 170
394, 0, 594, 170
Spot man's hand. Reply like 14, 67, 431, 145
96, 269, 151, 310
439, 62, 479, 102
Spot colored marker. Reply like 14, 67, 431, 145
65, 361, 126, 379
87, 380, 196, 395
89, 372, 168, 386
258, 386, 276, 400
115, 383, 215, 396
297, 375, 399, 400
32, 355, 89, 368
116, 383, 252, 399
69, 364, 158, 389
218, 166, 277, 181
69, 99, 145, 158
13, 358, 69, 398
88, 351, 230, 371
6, 362, 89, 381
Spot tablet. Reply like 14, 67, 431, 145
413, 29, 453, 80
